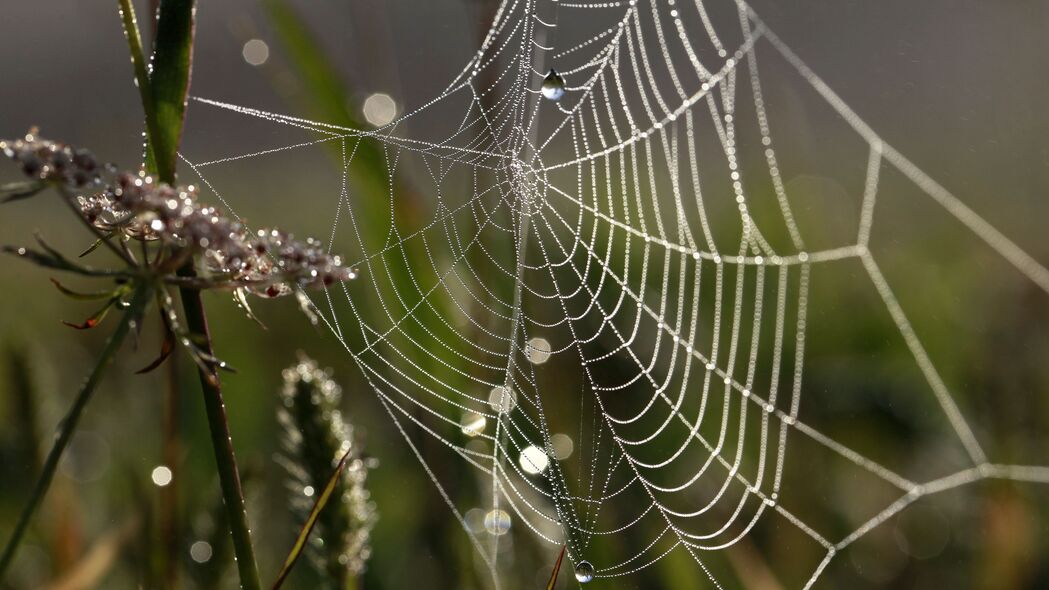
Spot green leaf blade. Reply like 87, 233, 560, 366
149, 0, 196, 184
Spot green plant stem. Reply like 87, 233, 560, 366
0, 284, 153, 579
150, 0, 196, 182
122, 0, 260, 585
178, 279, 261, 590
117, 0, 162, 178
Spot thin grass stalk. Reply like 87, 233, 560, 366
0, 284, 153, 578
271, 451, 352, 590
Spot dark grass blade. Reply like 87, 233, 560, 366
50, 278, 120, 300
0, 180, 45, 203
61, 298, 118, 330
135, 327, 175, 374
546, 544, 567, 590
0, 285, 153, 577
121, 2, 262, 588
78, 233, 114, 258
4, 345, 43, 475
271, 449, 352, 590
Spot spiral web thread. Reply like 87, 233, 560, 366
178, 0, 1049, 586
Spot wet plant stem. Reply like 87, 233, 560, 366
0, 284, 153, 579
119, 0, 260, 584
117, 0, 162, 177
177, 276, 262, 590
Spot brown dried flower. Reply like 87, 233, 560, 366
2, 130, 358, 298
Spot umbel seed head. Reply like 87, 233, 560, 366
1, 130, 359, 298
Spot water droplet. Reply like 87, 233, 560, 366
460, 412, 486, 437
189, 540, 213, 563
483, 509, 511, 535
151, 465, 173, 487
541, 69, 566, 101
363, 93, 398, 126
488, 385, 517, 413
519, 445, 549, 474
575, 560, 595, 583
550, 433, 574, 460
526, 337, 552, 364
464, 508, 486, 533
242, 39, 270, 66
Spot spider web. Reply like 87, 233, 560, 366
178, 0, 1049, 586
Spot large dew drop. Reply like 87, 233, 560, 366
541, 69, 566, 101
483, 509, 511, 536
519, 445, 550, 475
526, 337, 552, 364
574, 560, 595, 583
488, 385, 517, 413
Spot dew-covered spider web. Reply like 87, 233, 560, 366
178, 0, 1049, 586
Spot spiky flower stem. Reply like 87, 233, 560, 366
279, 357, 376, 589
0, 283, 153, 579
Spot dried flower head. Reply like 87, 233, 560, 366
0, 128, 104, 189
2, 130, 358, 298
278, 355, 376, 585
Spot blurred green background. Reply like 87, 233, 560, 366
1, 1, 1048, 589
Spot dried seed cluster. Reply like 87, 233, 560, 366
0, 130, 104, 188
3, 130, 357, 296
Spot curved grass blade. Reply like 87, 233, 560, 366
78, 234, 114, 258
263, 0, 469, 396
0, 180, 45, 203
546, 544, 567, 590
50, 278, 120, 300
233, 287, 267, 328
271, 449, 351, 590
135, 327, 175, 374
62, 297, 119, 330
